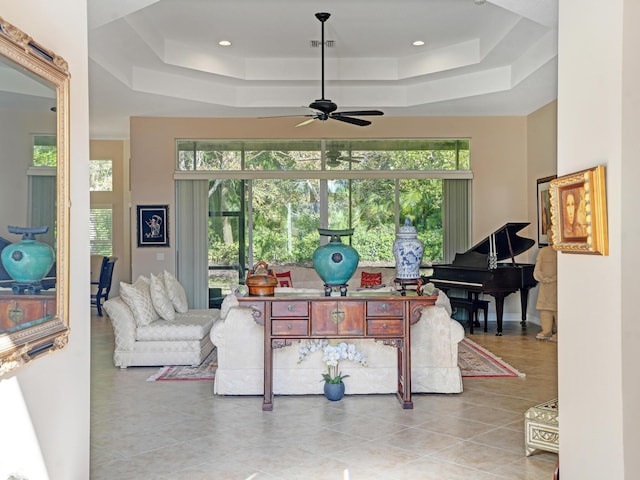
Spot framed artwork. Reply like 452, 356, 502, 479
137, 205, 169, 247
549, 165, 608, 255
536, 175, 556, 246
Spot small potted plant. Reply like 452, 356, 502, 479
298, 340, 367, 401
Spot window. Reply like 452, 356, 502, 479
90, 206, 113, 255
176, 139, 472, 292
177, 139, 469, 172
90, 160, 113, 191
32, 134, 57, 166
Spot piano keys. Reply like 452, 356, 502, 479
428, 222, 537, 335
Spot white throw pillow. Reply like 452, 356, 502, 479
120, 276, 159, 326
149, 273, 176, 321
163, 270, 188, 313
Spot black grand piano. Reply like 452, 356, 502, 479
428, 222, 537, 335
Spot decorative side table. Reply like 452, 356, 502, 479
525, 398, 559, 455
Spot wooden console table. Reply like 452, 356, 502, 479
238, 294, 437, 411
0, 292, 56, 333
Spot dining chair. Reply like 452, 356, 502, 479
91, 256, 117, 316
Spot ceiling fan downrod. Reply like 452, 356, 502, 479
316, 12, 330, 102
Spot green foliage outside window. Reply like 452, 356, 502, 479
177, 138, 469, 288
90, 160, 113, 191
33, 135, 57, 166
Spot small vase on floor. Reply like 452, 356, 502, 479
323, 381, 345, 401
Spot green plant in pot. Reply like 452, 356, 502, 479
298, 340, 368, 401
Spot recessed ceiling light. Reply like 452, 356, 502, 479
219, 40, 231, 47
412, 40, 425, 46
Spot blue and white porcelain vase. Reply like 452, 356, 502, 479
393, 219, 424, 279
312, 228, 359, 296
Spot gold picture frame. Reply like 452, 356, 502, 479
537, 175, 556, 247
0, 17, 70, 376
549, 165, 608, 255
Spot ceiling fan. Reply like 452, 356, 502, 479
294, 12, 384, 127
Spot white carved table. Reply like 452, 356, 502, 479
525, 398, 559, 455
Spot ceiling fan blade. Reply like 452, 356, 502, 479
295, 117, 317, 127
334, 110, 384, 117
258, 114, 308, 119
331, 115, 372, 127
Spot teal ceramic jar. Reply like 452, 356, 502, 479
1, 226, 55, 292
312, 228, 359, 296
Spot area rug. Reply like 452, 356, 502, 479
146, 339, 522, 381
458, 338, 525, 378
146, 348, 217, 382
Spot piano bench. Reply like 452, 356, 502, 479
473, 299, 489, 332
449, 297, 489, 334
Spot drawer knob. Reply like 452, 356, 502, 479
287, 323, 293, 330
287, 304, 295, 311
383, 323, 388, 329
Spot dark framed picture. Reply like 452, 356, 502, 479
549, 165, 608, 255
137, 205, 169, 247
536, 175, 556, 246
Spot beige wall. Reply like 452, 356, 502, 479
90, 140, 131, 296
558, 0, 638, 477
0, 2, 91, 479
130, 113, 551, 319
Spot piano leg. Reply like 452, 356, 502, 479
519, 287, 532, 327
491, 294, 506, 336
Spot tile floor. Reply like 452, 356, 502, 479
90, 315, 558, 479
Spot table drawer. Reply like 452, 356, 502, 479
272, 301, 308, 317
367, 318, 403, 336
366, 300, 403, 317
271, 319, 308, 336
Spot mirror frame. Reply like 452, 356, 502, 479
0, 17, 70, 375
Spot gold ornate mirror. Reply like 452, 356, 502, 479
0, 17, 70, 375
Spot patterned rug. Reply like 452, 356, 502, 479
458, 338, 525, 378
146, 338, 523, 381
146, 348, 218, 382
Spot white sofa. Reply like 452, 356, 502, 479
210, 289, 464, 395
103, 271, 220, 368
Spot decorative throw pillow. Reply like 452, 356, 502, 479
360, 271, 383, 288
120, 276, 159, 326
163, 270, 189, 313
275, 271, 293, 287
149, 272, 176, 321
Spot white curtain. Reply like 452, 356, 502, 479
175, 180, 209, 309
442, 179, 471, 263
28, 173, 56, 248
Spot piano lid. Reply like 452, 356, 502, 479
467, 222, 535, 262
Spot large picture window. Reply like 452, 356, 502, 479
175, 139, 472, 295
